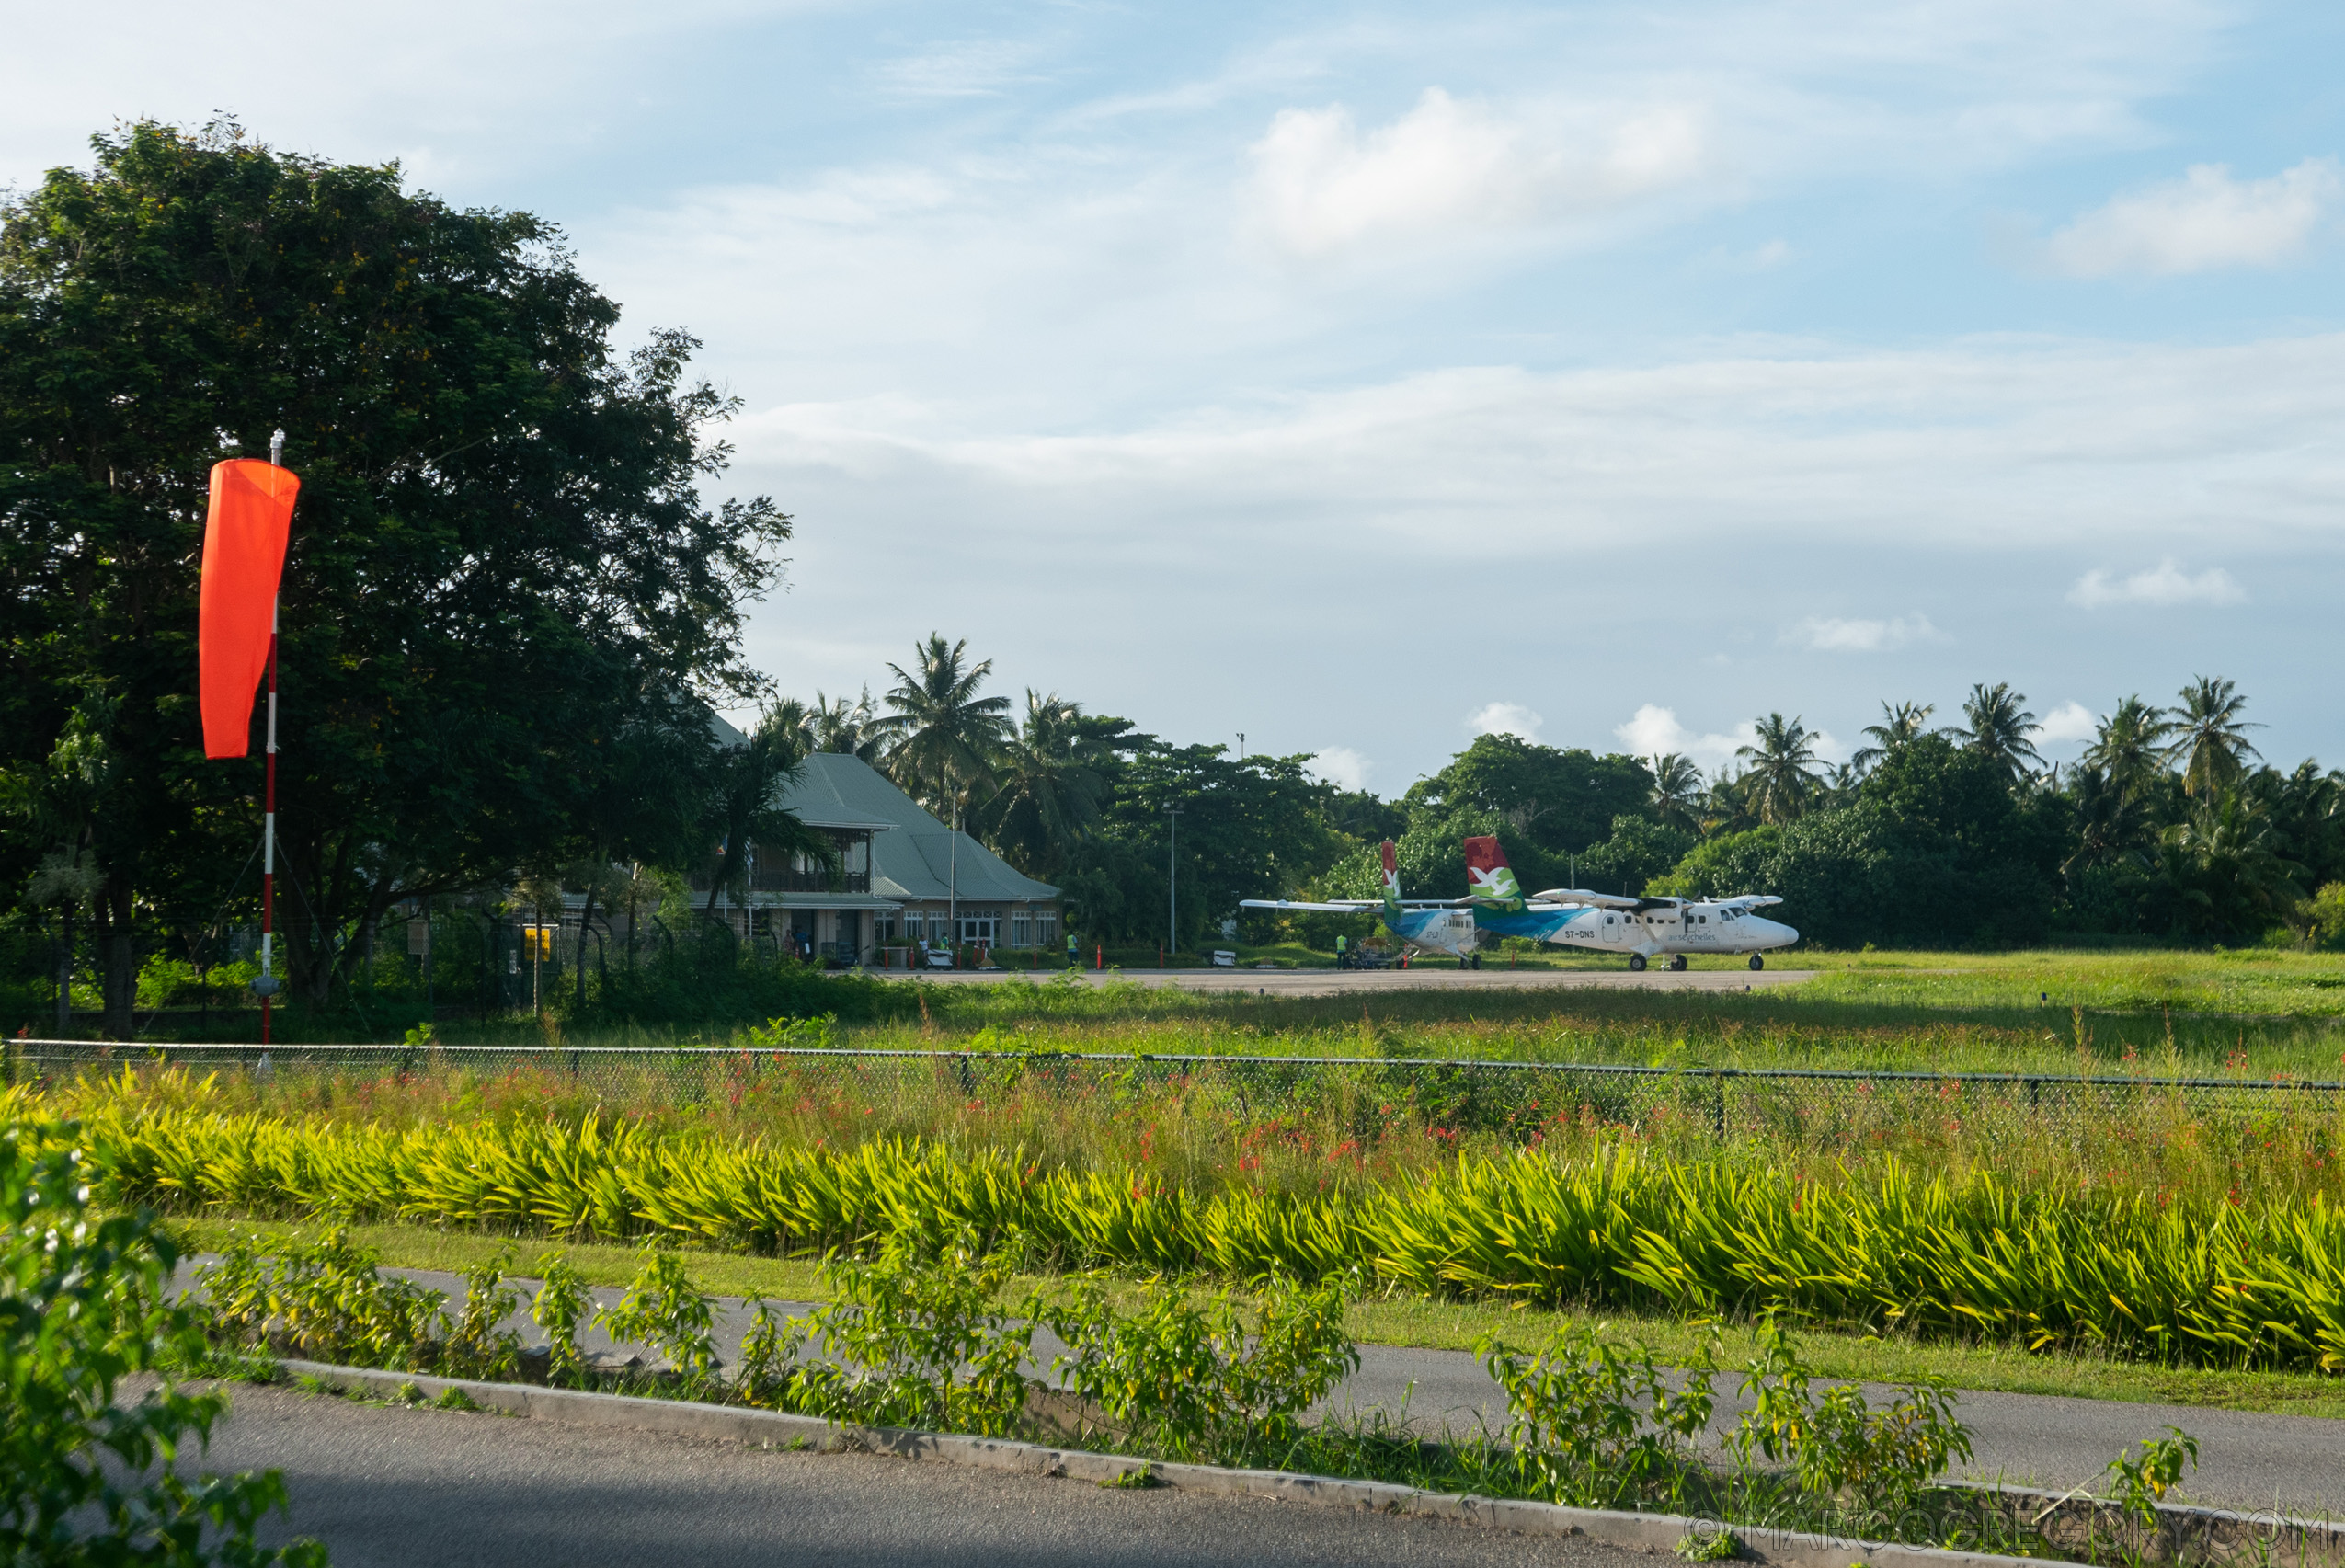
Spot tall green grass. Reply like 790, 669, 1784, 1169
51, 1082, 2345, 1374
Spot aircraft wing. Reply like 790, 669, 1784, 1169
1239, 898, 1383, 912
1715, 895, 1783, 910
1526, 887, 1644, 910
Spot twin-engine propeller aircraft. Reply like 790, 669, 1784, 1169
1239, 840, 1487, 963
1460, 835, 1798, 971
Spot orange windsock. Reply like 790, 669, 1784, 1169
199, 459, 299, 759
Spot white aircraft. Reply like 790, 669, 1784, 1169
1462, 835, 1798, 971
1240, 840, 1485, 961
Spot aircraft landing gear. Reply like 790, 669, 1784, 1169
1748, 954, 1765, 971
1628, 954, 1647, 972
1666, 954, 1688, 972
1470, 954, 1482, 970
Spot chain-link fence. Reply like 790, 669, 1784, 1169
9, 1036, 2342, 1146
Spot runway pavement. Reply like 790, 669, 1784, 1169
900, 965, 1813, 998
204, 1379, 1644, 1568
296, 1266, 2345, 1520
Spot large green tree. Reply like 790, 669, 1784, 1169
0, 122, 789, 1024
1403, 734, 1653, 856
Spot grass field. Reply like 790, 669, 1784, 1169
28, 946, 2345, 1411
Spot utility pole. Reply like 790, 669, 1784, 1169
1164, 804, 1183, 960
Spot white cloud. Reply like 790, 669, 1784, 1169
1789, 614, 1946, 653
734, 335, 2345, 555
1469, 702, 1543, 741
2047, 158, 2342, 277
2040, 701, 2099, 743
1614, 704, 1755, 767
2067, 559, 2247, 608
1308, 746, 1372, 791
1246, 87, 1704, 258
1614, 704, 1846, 767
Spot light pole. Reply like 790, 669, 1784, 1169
1163, 804, 1183, 960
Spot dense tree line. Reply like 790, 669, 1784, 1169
773, 644, 2343, 954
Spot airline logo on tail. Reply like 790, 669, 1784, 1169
1462, 835, 1527, 912
1379, 840, 1403, 912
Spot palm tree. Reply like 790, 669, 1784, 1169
873, 635, 1015, 819
1849, 701, 1934, 776
809, 687, 885, 761
701, 706, 828, 918
1735, 714, 1823, 825
1953, 682, 2042, 785
972, 691, 1106, 876
1647, 753, 1705, 833
2080, 696, 2172, 800
2166, 676, 2261, 797
2062, 764, 2153, 884
2162, 785, 2303, 934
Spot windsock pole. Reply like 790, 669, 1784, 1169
258, 429, 283, 1045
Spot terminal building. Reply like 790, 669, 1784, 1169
693, 751, 1061, 967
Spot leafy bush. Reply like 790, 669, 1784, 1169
1047, 1271, 1362, 1464
598, 1246, 720, 1391
789, 1230, 1039, 1437
443, 1246, 524, 1381
202, 1227, 446, 1370
531, 1254, 592, 1387
2, 1120, 325, 1566
1727, 1323, 1973, 1517
1477, 1323, 1717, 1507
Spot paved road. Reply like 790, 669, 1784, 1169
208, 1381, 1639, 1568
902, 966, 1813, 999
312, 1267, 2345, 1520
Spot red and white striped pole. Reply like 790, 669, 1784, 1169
260, 591, 279, 1043
256, 430, 286, 1044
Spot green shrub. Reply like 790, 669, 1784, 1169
2, 1120, 326, 1566
790, 1230, 1039, 1437
531, 1254, 592, 1387
598, 1246, 720, 1391
1476, 1323, 1717, 1508
1047, 1272, 1361, 1464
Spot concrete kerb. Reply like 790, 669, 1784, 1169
276, 1358, 2045, 1568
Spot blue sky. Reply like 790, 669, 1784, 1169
8, 0, 2343, 794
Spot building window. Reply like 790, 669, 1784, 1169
1011, 910, 1032, 947
1037, 911, 1058, 947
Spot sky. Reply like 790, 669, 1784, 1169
7, 0, 2343, 795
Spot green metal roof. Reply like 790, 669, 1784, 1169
776, 753, 1058, 904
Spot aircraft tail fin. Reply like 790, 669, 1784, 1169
1463, 835, 1527, 912
1379, 840, 1403, 913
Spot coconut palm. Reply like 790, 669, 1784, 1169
972, 691, 1106, 876
2162, 785, 2303, 933
873, 635, 1014, 822
701, 705, 827, 917
2166, 676, 2261, 797
809, 687, 885, 761
1647, 753, 1705, 834
1952, 682, 2042, 785
2080, 696, 2172, 800
2062, 764, 2153, 883
1849, 701, 1935, 776
1735, 714, 1823, 825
